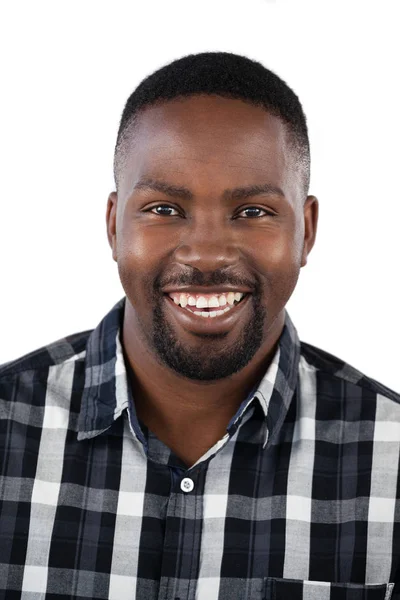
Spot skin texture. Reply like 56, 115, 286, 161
106, 95, 318, 466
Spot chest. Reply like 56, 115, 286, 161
1, 416, 399, 599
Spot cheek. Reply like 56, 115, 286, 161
257, 231, 301, 272
254, 231, 302, 308
116, 225, 165, 304
117, 222, 162, 267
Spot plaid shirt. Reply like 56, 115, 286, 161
1, 297, 399, 600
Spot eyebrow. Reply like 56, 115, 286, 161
133, 177, 285, 202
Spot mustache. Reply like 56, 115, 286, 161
159, 273, 255, 292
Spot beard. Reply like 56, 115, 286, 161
143, 291, 267, 381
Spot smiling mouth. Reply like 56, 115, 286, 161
161, 293, 251, 338
162, 293, 252, 336
164, 293, 249, 318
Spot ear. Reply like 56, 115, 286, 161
301, 195, 319, 267
106, 192, 118, 262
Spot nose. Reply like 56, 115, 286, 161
172, 217, 241, 272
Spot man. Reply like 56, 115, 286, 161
0, 52, 399, 600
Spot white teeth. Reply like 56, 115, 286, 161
168, 291, 246, 310
185, 306, 232, 318
226, 292, 235, 306
180, 294, 188, 307
218, 295, 227, 306
208, 296, 220, 308
195, 296, 208, 309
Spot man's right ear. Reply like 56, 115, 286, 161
106, 191, 118, 262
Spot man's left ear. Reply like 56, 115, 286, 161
301, 195, 319, 267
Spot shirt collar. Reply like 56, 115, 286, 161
224, 308, 300, 449
78, 297, 301, 449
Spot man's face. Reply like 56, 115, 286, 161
107, 95, 317, 382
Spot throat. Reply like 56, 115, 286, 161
145, 421, 228, 468
133, 394, 234, 465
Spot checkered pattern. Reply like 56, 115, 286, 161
1, 297, 399, 599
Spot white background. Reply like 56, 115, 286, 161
1, 0, 399, 391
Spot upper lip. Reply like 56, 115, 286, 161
162, 286, 252, 294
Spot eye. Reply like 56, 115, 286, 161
145, 204, 180, 217
236, 206, 275, 218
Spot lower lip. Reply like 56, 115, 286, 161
163, 294, 251, 333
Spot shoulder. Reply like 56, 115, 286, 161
0, 330, 94, 447
0, 330, 92, 383
299, 340, 400, 405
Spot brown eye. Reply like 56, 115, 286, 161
237, 207, 274, 218
147, 204, 180, 216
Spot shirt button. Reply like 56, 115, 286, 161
180, 477, 194, 493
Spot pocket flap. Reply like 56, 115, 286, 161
263, 577, 394, 600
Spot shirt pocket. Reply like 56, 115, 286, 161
262, 577, 395, 600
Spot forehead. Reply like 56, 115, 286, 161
119, 96, 299, 205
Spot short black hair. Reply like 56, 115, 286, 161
114, 51, 310, 198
